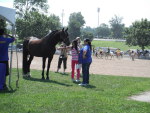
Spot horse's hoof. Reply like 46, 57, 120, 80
46, 77, 49, 80
42, 77, 45, 80
27, 72, 31, 78
23, 73, 28, 77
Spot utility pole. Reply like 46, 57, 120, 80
61, 9, 64, 27
97, 8, 100, 38
97, 7, 100, 27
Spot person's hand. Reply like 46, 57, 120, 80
83, 55, 86, 59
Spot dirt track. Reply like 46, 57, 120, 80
11, 52, 150, 77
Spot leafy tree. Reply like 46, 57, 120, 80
0, 19, 6, 29
68, 12, 85, 41
109, 15, 125, 39
81, 26, 94, 33
14, 0, 61, 40
82, 31, 94, 41
16, 11, 61, 40
14, 0, 49, 17
81, 26, 95, 39
124, 19, 150, 50
96, 23, 111, 38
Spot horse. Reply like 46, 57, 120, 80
22, 28, 70, 80
115, 51, 124, 59
104, 51, 114, 59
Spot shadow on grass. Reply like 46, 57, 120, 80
0, 87, 17, 94
82, 84, 96, 89
55, 72, 69, 76
23, 76, 72, 87
73, 81, 96, 89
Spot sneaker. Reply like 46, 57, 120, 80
72, 78, 75, 82
62, 72, 66, 75
76, 80, 80, 82
3, 84, 9, 90
78, 83, 87, 86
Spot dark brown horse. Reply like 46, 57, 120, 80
23, 28, 70, 80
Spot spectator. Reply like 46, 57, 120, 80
131, 50, 135, 61
79, 38, 92, 86
67, 40, 80, 82
0, 28, 15, 89
55, 43, 68, 74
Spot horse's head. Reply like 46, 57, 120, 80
59, 28, 70, 46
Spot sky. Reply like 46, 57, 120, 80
0, 0, 150, 28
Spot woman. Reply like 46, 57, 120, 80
79, 38, 92, 86
56, 43, 68, 74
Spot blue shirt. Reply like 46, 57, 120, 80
0, 36, 15, 61
78, 45, 92, 64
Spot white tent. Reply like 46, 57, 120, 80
0, 6, 17, 87
0, 6, 16, 26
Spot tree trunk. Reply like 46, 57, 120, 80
141, 46, 145, 51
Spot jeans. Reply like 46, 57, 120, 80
82, 62, 91, 84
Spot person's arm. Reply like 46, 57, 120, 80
82, 46, 88, 59
57, 46, 69, 50
5, 33, 15, 38
66, 46, 72, 50
83, 50, 87, 59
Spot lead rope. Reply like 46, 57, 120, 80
14, 30, 20, 88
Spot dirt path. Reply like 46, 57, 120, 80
11, 52, 150, 77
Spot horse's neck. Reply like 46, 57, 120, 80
44, 34, 60, 47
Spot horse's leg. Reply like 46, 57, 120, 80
42, 57, 46, 80
23, 52, 28, 76
23, 42, 29, 76
27, 55, 34, 77
46, 56, 53, 80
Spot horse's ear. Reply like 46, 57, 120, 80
65, 28, 68, 32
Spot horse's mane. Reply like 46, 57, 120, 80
43, 30, 59, 39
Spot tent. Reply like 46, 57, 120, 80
0, 6, 16, 26
0, 6, 18, 87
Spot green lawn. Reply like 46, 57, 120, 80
1, 69, 150, 113
92, 40, 150, 51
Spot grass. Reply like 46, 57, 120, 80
1, 69, 150, 113
92, 40, 150, 51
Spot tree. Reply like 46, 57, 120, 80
14, 0, 61, 40
109, 15, 125, 39
124, 19, 150, 50
68, 12, 85, 41
14, 0, 49, 17
0, 19, 6, 30
82, 31, 94, 41
16, 11, 61, 40
96, 23, 111, 38
81, 26, 94, 40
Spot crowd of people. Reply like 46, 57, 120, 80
55, 37, 92, 86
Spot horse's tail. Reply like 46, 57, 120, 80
22, 39, 29, 75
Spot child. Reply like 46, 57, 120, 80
67, 40, 80, 82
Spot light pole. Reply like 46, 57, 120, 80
61, 9, 64, 27
97, 7, 100, 27
97, 8, 100, 38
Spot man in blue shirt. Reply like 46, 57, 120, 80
0, 28, 15, 89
